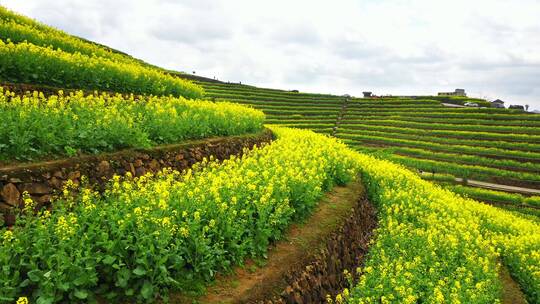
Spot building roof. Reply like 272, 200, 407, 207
492, 99, 505, 104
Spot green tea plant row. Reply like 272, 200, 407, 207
350, 99, 442, 105
194, 82, 338, 98
217, 100, 342, 111
339, 123, 540, 144
222, 98, 342, 107
353, 147, 540, 186
221, 99, 342, 108
208, 90, 437, 105
266, 117, 337, 123
0, 39, 204, 98
204, 87, 325, 99
261, 109, 342, 116
339, 148, 540, 303
355, 145, 540, 173
344, 115, 540, 128
444, 184, 540, 208
205, 91, 345, 102
338, 129, 540, 153
202, 83, 446, 106
368, 152, 540, 184
266, 119, 336, 124
278, 123, 337, 130
338, 133, 540, 163
208, 93, 345, 104
343, 110, 540, 121
263, 101, 446, 111
345, 105, 447, 110
340, 119, 540, 135
265, 116, 336, 121
346, 105, 526, 115
0, 88, 263, 162
0, 127, 357, 303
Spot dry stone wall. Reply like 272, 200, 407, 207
263, 197, 377, 304
0, 130, 273, 226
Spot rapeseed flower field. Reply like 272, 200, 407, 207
0, 88, 264, 161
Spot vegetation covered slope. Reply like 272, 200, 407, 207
1, 6, 539, 303
0, 88, 264, 162
188, 78, 540, 218
0, 128, 356, 303
338, 147, 540, 303
1, 128, 538, 303
0, 6, 203, 98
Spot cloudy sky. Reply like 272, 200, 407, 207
3, 0, 540, 110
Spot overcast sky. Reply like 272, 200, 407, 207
2, 0, 540, 110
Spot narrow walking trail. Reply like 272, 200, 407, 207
172, 180, 375, 303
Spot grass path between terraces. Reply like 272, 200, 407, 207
172, 181, 365, 304
500, 263, 528, 304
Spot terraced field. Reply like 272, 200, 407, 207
1, 5, 539, 304
189, 79, 540, 219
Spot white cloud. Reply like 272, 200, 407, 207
2, 0, 540, 109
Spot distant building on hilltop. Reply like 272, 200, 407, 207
509, 105, 525, 111
363, 92, 373, 98
438, 89, 466, 97
491, 99, 505, 108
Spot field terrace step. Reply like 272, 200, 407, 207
179, 181, 377, 304
0, 129, 273, 226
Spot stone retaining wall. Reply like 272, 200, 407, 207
264, 196, 377, 304
0, 129, 273, 226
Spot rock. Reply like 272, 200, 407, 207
134, 159, 143, 168
117, 168, 127, 176
175, 153, 184, 161
8, 177, 22, 183
0, 201, 11, 211
48, 177, 63, 189
53, 171, 64, 179
129, 163, 136, 176
36, 194, 51, 205
19, 183, 51, 195
135, 167, 146, 177
1, 183, 20, 206
148, 159, 160, 171
96, 160, 110, 175
68, 171, 81, 181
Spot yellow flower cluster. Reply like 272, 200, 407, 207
2, 230, 14, 244
0, 88, 264, 161
0, 8, 136, 64
54, 214, 78, 240
339, 145, 540, 303
0, 38, 203, 98
15, 297, 28, 304
2, 127, 536, 303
